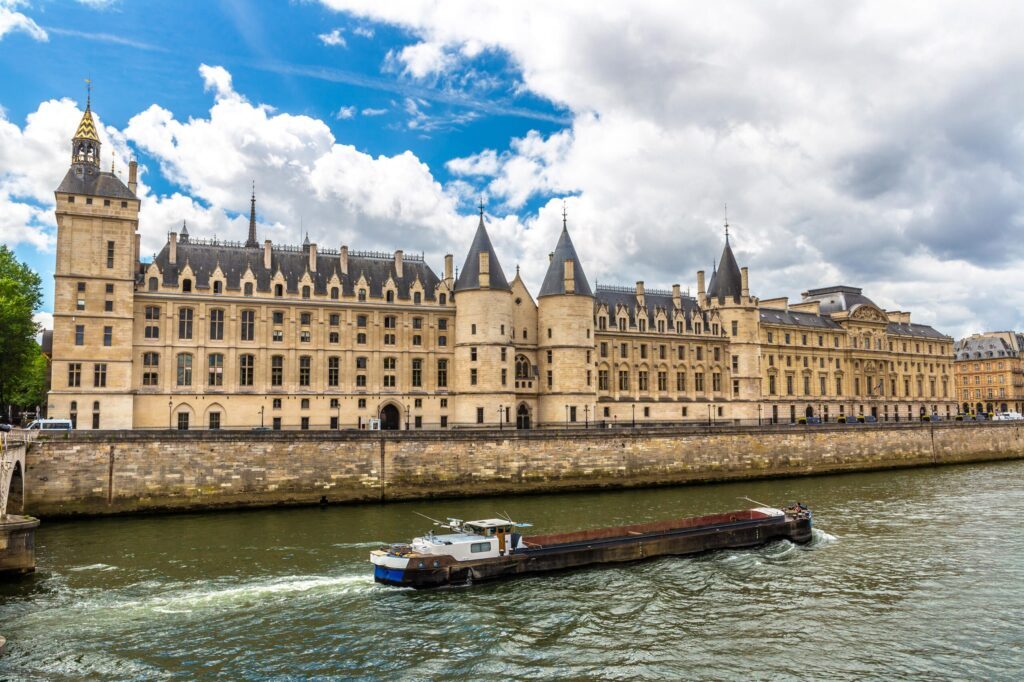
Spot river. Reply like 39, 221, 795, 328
1, 460, 1023, 680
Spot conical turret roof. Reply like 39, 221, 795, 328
74, 102, 100, 142
707, 234, 742, 301
538, 221, 592, 297
455, 212, 510, 291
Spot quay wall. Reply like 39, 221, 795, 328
22, 422, 1024, 517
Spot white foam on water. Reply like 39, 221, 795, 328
808, 528, 839, 548
135, 573, 375, 612
67, 563, 119, 572
332, 541, 386, 549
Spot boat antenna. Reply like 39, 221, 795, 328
739, 496, 773, 508
412, 511, 445, 525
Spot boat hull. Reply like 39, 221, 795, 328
374, 513, 812, 589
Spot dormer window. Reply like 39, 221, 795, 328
182, 279, 192, 293
275, 284, 283, 297
439, 293, 447, 305
244, 282, 253, 296
330, 287, 339, 300
213, 281, 222, 294
148, 277, 158, 291
358, 289, 367, 301
302, 285, 310, 299
386, 290, 395, 303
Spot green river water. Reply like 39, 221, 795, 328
1, 460, 1023, 680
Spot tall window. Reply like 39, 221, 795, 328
271, 355, 284, 386
93, 363, 107, 387
106, 240, 115, 268
208, 353, 223, 386
75, 324, 85, 346
437, 359, 448, 388
145, 306, 160, 338
299, 356, 311, 386
209, 309, 224, 340
142, 353, 159, 385
618, 370, 629, 391
239, 354, 255, 386
103, 326, 112, 347
240, 309, 255, 341
412, 358, 422, 387
178, 308, 193, 340
68, 363, 82, 387
328, 357, 340, 387
176, 353, 193, 386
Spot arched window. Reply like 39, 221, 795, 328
213, 281, 223, 294
358, 289, 367, 301
330, 287, 339, 300
92, 400, 100, 429
244, 282, 253, 296
439, 293, 446, 305
386, 290, 395, 303
70, 400, 78, 429
302, 285, 311, 299
413, 291, 421, 304
148, 277, 158, 291
515, 355, 532, 380
274, 283, 283, 297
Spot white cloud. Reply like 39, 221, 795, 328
0, 0, 46, 41
318, 28, 346, 47
335, 105, 356, 120
315, 0, 1024, 337
74, 0, 118, 8
352, 26, 374, 39
32, 311, 52, 332
198, 64, 236, 101
361, 107, 387, 116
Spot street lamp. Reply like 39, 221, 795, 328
565, 404, 569, 429
259, 405, 265, 428
168, 398, 173, 430
336, 402, 341, 430
631, 403, 636, 429
405, 404, 410, 431
758, 403, 762, 427
584, 404, 589, 429
498, 404, 503, 431
707, 403, 712, 427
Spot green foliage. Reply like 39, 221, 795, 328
9, 343, 49, 410
0, 245, 43, 410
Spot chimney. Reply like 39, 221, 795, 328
564, 259, 575, 294
394, 250, 404, 279
263, 240, 272, 269
128, 159, 138, 195
444, 254, 453, 280
169, 232, 177, 265
741, 267, 749, 298
635, 281, 645, 301
697, 270, 705, 296
672, 284, 681, 307
548, 251, 554, 264
339, 245, 349, 276
308, 242, 317, 272
479, 252, 490, 288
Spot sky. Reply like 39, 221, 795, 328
2, 0, 1024, 339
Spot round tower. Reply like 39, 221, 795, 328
452, 207, 515, 428
536, 211, 596, 427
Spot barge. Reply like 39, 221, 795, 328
371, 503, 812, 588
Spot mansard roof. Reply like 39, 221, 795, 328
802, 285, 879, 315
955, 335, 1019, 360
594, 284, 706, 332
56, 168, 135, 199
759, 309, 843, 330
707, 237, 742, 301
538, 225, 592, 297
148, 240, 441, 300
455, 214, 510, 292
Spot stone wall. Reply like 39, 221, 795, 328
23, 422, 1024, 517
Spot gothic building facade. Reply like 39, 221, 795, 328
47, 101, 958, 430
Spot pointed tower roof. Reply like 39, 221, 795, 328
180, 220, 190, 243
538, 207, 592, 297
74, 94, 100, 143
245, 183, 259, 248
707, 225, 742, 301
454, 204, 510, 292
707, 259, 718, 297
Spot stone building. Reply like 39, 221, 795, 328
954, 332, 1024, 414
46, 99, 958, 430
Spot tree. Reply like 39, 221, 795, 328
0, 246, 43, 415
8, 343, 49, 415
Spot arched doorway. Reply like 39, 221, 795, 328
380, 404, 401, 430
976, 402, 984, 414
962, 402, 969, 414
1000, 402, 1008, 413
516, 404, 531, 430
805, 406, 814, 418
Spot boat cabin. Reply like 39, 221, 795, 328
462, 519, 515, 537
407, 518, 523, 561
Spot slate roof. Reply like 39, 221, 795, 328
886, 322, 949, 340
538, 225, 593, 297
759, 309, 843, 330
56, 167, 136, 199
802, 285, 879, 315
707, 238, 742, 301
955, 335, 1020, 360
148, 241, 441, 300
594, 285, 706, 331
455, 214, 510, 292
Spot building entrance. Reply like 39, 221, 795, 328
379, 404, 401, 430
516, 404, 531, 430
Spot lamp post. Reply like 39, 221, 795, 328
336, 402, 341, 430
259, 405, 265, 429
584, 404, 589, 429
405, 404, 410, 431
565, 404, 569, 429
168, 398, 173, 430
758, 403, 762, 427
707, 403, 712, 427
631, 403, 636, 429
498, 405, 503, 431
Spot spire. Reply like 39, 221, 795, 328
707, 226, 742, 302
455, 203, 511, 291
180, 220, 190, 243
71, 78, 100, 168
707, 258, 718, 298
539, 207, 592, 298
245, 182, 258, 248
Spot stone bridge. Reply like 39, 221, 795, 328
1, 434, 27, 519
0, 433, 36, 577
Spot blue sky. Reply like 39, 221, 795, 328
3, 1, 1024, 338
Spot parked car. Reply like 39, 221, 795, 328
993, 411, 1024, 421
0, 422, 12, 432
24, 419, 73, 431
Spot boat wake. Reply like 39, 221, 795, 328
807, 528, 838, 548
332, 541, 386, 549
67, 563, 119, 572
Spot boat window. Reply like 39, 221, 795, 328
470, 542, 492, 553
